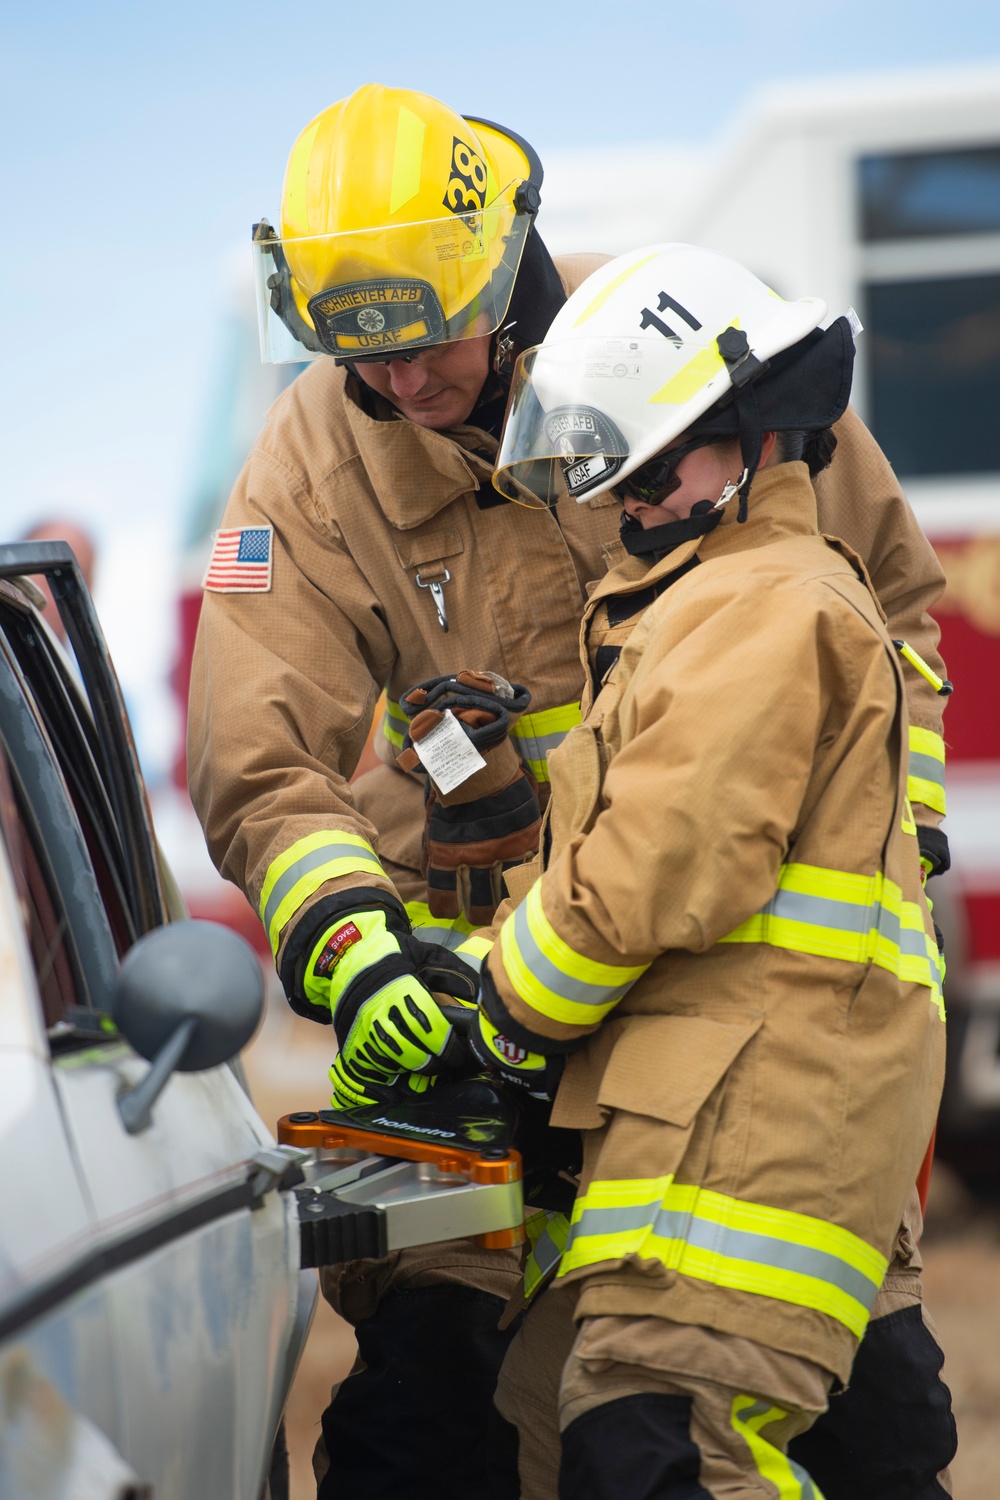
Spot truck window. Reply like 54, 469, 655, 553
859, 145, 1000, 241
858, 143, 1000, 478
866, 270, 1000, 477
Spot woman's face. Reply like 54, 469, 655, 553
620, 435, 746, 530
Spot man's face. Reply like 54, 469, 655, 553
353, 333, 493, 430
620, 435, 744, 529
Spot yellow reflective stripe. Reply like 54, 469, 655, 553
901, 797, 917, 836
382, 696, 408, 751
406, 901, 477, 945
389, 105, 426, 214
908, 726, 947, 815
500, 881, 649, 1027
559, 1176, 886, 1340
718, 861, 944, 1020
510, 701, 583, 783
455, 935, 494, 971
908, 776, 946, 816
572, 252, 659, 328
649, 316, 737, 405
523, 1210, 570, 1298
260, 832, 385, 955
732, 1396, 823, 1498
404, 902, 493, 970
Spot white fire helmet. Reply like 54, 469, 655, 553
493, 243, 828, 508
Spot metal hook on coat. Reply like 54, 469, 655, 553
416, 568, 451, 632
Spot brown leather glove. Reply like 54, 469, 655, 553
397, 670, 542, 925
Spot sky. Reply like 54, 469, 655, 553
3, 0, 1000, 776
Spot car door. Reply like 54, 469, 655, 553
0, 742, 143, 1496
0, 549, 306, 1498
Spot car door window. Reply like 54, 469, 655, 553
0, 588, 136, 955
0, 624, 119, 1022
2, 751, 81, 1028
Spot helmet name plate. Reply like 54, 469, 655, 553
542, 405, 627, 497
308, 278, 446, 354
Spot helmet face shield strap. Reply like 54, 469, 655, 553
253, 88, 544, 365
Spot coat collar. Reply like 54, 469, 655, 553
584, 462, 822, 618
342, 376, 498, 530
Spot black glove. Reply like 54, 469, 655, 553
397, 670, 541, 925
465, 1006, 565, 1102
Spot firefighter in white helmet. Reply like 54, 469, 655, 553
188, 80, 952, 1496
424, 242, 953, 1497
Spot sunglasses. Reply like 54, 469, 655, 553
618, 433, 719, 506
338, 343, 449, 369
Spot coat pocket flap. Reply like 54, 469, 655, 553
502, 856, 541, 908
393, 530, 465, 569
597, 1014, 762, 1126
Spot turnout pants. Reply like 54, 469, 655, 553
495, 1223, 956, 1499
314, 1240, 523, 1500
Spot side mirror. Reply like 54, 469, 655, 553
113, 920, 264, 1134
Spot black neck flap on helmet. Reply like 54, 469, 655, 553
466, 227, 568, 439
619, 315, 856, 555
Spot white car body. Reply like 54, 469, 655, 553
0, 549, 314, 1499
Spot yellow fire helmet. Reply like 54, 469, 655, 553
252, 84, 543, 364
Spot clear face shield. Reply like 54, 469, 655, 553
252, 185, 534, 364
493, 333, 738, 509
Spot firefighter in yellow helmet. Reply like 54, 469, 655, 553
188, 87, 954, 1498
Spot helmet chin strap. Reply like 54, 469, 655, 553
713, 469, 750, 511
715, 327, 767, 522
619, 504, 723, 559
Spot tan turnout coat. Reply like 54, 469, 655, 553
483, 463, 946, 1382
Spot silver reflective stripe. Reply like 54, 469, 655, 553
407, 918, 464, 942
897, 924, 936, 964
382, 698, 409, 744
564, 1201, 880, 1313
455, 947, 485, 973
531, 1222, 565, 1278
512, 900, 637, 1010
410, 922, 470, 952
909, 750, 946, 791
760, 888, 872, 936
412, 925, 484, 969
511, 724, 572, 764
757, 887, 927, 962
261, 840, 383, 940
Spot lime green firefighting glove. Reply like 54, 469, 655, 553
300, 908, 478, 1110
397, 670, 541, 926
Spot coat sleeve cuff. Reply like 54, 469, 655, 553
482, 880, 651, 1049
478, 960, 586, 1056
278, 887, 409, 1022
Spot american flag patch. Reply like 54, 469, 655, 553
203, 526, 273, 593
